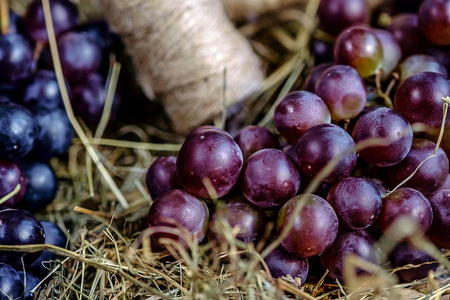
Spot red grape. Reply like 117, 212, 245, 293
387, 13, 429, 57
233, 125, 280, 161
146, 156, 181, 200
318, 0, 369, 36
418, 0, 450, 45
264, 245, 309, 284
372, 29, 402, 79
0, 161, 26, 208
427, 189, 450, 248
399, 54, 448, 84
303, 63, 334, 92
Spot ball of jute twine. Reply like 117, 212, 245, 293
99, 0, 265, 134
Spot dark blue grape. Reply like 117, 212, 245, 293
17, 271, 40, 300
0, 263, 24, 300
0, 34, 34, 85
21, 70, 66, 111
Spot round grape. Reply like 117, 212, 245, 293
399, 54, 448, 84
21, 70, 66, 111
388, 13, 429, 58
233, 125, 280, 161
145, 156, 181, 200
0, 160, 26, 208
17, 271, 40, 300
264, 245, 309, 284
418, 0, 450, 45
303, 63, 334, 92
372, 29, 402, 79
0, 34, 34, 85
0, 263, 24, 300
318, 0, 369, 36
426, 189, 450, 249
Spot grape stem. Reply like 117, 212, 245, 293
0, 0, 9, 35
375, 69, 395, 109
0, 184, 21, 206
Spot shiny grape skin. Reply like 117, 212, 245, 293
419, 0, 450, 45
277, 194, 339, 258
233, 125, 280, 161
327, 177, 382, 230
317, 0, 369, 36
16, 162, 58, 213
378, 187, 433, 237
294, 123, 357, 183
17, 271, 40, 300
0, 160, 26, 208
21, 70, 65, 111
427, 189, 450, 249
28, 220, 67, 276
274, 91, 331, 144
264, 245, 309, 284
372, 29, 402, 79
57, 32, 102, 83
399, 54, 448, 84
334, 26, 384, 78
315, 65, 367, 121
390, 241, 439, 282
209, 197, 266, 243
394, 72, 450, 129
352, 107, 413, 167
0, 34, 34, 85
387, 13, 429, 58
0, 263, 24, 300
25, 0, 78, 43
385, 139, 449, 196
0, 209, 45, 267
320, 230, 381, 281
0, 104, 37, 161
176, 129, 243, 199
303, 63, 334, 92
145, 156, 181, 200
146, 189, 209, 248
241, 149, 300, 209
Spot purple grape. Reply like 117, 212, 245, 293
372, 29, 402, 79
378, 187, 433, 237
394, 72, 450, 129
320, 230, 381, 281
0, 209, 45, 267
17, 271, 40, 300
264, 245, 309, 284
176, 128, 243, 199
0, 263, 24, 300
385, 139, 449, 196
233, 125, 280, 161
428, 46, 450, 72
303, 63, 334, 92
145, 156, 181, 200
390, 241, 439, 282
25, 0, 78, 43
146, 189, 209, 248
419, 0, 450, 45
294, 123, 357, 183
21, 70, 66, 111
277, 194, 339, 258
318, 0, 370, 36
241, 149, 300, 209
274, 91, 331, 144
311, 40, 334, 65
209, 197, 266, 243
315, 65, 367, 121
399, 54, 448, 84
427, 189, 450, 249
75, 20, 114, 53
334, 26, 384, 78
0, 34, 34, 85
387, 13, 429, 57
0, 160, 26, 208
327, 177, 382, 230
352, 107, 413, 167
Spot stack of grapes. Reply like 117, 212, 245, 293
145, 0, 450, 287
0, 0, 121, 298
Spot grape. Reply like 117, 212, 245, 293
76, 21, 114, 53
146, 190, 209, 248
352, 107, 413, 167
145, 156, 181, 200
315, 65, 367, 121
0, 209, 45, 267
21, 70, 66, 111
233, 125, 280, 161
327, 177, 382, 230
57, 32, 102, 83
387, 13, 429, 57
176, 128, 243, 198
428, 45, 450, 72
0, 160, 26, 208
427, 189, 450, 249
17, 271, 40, 300
346, 106, 376, 136
28, 221, 67, 276
385, 139, 449, 196
426, 121, 450, 158
399, 54, 448, 84
274, 91, 331, 144
394, 72, 450, 129
0, 263, 24, 300
17, 161, 58, 213
390, 241, 439, 282
0, 104, 37, 161
334, 26, 383, 78
312, 40, 334, 65
277, 194, 339, 258
294, 123, 357, 183
25, 0, 78, 43
377, 187, 433, 237
303, 63, 334, 92
372, 29, 402, 79
264, 245, 309, 284
209, 197, 266, 243
318, 0, 369, 36
31, 108, 74, 161
320, 230, 381, 281
419, 0, 450, 45
0, 34, 34, 85
241, 149, 300, 209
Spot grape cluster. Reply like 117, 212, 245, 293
145, 0, 450, 285
0, 0, 120, 298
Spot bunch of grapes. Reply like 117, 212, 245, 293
145, 0, 450, 286
0, 0, 122, 298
